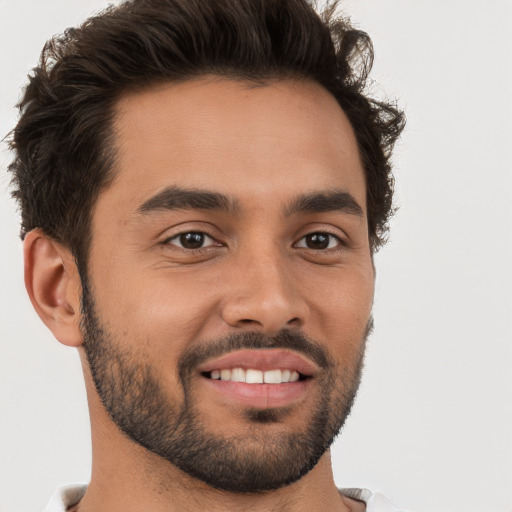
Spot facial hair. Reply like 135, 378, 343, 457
80, 277, 369, 493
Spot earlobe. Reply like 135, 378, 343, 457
24, 229, 83, 347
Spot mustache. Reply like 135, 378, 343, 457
178, 330, 331, 381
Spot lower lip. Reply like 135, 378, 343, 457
202, 377, 310, 408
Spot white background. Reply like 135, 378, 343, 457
1, 1, 510, 511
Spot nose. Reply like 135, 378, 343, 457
220, 249, 309, 335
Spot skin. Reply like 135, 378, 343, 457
25, 77, 373, 512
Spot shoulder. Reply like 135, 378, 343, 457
43, 484, 87, 512
339, 488, 413, 512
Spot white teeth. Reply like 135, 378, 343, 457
231, 368, 246, 382
246, 369, 263, 383
263, 369, 282, 384
209, 367, 303, 384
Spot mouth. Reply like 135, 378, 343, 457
197, 349, 317, 408
202, 368, 308, 383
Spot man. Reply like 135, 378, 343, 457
7, 0, 405, 510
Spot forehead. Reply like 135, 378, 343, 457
102, 77, 366, 216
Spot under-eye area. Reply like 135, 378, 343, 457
201, 368, 310, 383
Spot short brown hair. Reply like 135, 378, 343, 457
8, 0, 404, 266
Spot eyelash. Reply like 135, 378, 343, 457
294, 232, 344, 250
162, 230, 345, 252
163, 231, 220, 251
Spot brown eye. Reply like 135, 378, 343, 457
296, 232, 340, 250
180, 232, 205, 249
167, 232, 215, 249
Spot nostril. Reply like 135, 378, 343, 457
287, 317, 302, 327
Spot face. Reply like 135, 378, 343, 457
81, 78, 374, 492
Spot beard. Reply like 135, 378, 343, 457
80, 277, 369, 493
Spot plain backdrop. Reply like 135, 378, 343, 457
1, 1, 511, 511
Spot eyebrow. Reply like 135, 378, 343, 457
135, 186, 363, 219
136, 186, 239, 215
284, 190, 364, 217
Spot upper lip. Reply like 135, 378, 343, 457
197, 349, 320, 378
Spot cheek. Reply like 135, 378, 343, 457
305, 263, 374, 349
90, 264, 221, 357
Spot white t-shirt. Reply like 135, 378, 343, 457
44, 484, 411, 511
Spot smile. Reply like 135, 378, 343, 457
205, 368, 303, 384
197, 349, 317, 408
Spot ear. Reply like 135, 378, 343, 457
24, 229, 83, 347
